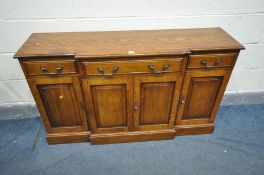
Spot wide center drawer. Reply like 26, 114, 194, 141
81, 58, 184, 76
23, 60, 77, 76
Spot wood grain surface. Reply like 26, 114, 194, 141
14, 28, 244, 59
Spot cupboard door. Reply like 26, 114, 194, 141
134, 74, 183, 131
176, 69, 232, 125
28, 77, 88, 133
82, 77, 133, 133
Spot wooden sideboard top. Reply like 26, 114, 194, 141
14, 27, 244, 59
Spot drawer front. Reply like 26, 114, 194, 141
188, 54, 236, 69
82, 58, 183, 76
24, 60, 77, 76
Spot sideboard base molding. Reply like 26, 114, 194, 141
47, 131, 91, 144
90, 125, 214, 145
46, 125, 215, 145
46, 124, 215, 145
90, 129, 176, 145
175, 124, 215, 136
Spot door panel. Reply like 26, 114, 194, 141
91, 84, 127, 127
28, 77, 88, 133
38, 84, 82, 127
134, 74, 183, 131
176, 69, 232, 125
183, 77, 222, 119
82, 77, 133, 133
140, 82, 175, 125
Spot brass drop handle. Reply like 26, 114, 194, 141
162, 64, 170, 72
215, 58, 221, 65
97, 67, 105, 74
97, 67, 113, 76
40, 65, 47, 72
148, 64, 155, 72
112, 66, 119, 73
56, 65, 63, 72
200, 59, 207, 66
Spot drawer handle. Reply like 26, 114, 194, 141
40, 65, 47, 72
97, 67, 105, 74
148, 64, 170, 73
97, 67, 118, 76
148, 64, 155, 70
162, 64, 170, 72
215, 58, 221, 65
56, 65, 63, 72
97, 67, 113, 76
112, 66, 119, 73
200, 59, 207, 66
148, 64, 156, 73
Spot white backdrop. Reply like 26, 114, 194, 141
0, 0, 264, 105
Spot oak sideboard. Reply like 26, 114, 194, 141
14, 28, 244, 144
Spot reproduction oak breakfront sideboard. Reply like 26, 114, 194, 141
14, 28, 245, 145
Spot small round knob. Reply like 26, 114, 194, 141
200, 59, 207, 66
59, 95, 64, 100
180, 97, 185, 104
134, 105, 138, 111
215, 59, 221, 65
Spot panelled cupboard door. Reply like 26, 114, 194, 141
82, 77, 133, 134
134, 74, 183, 131
28, 77, 88, 133
176, 69, 232, 125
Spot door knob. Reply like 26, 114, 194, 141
180, 96, 185, 104
134, 105, 138, 111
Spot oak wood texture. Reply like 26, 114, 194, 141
134, 74, 183, 131
47, 131, 90, 144
81, 58, 183, 76
188, 53, 236, 69
14, 28, 244, 144
23, 60, 77, 76
27, 76, 89, 133
82, 76, 134, 134
175, 124, 215, 136
14, 28, 244, 59
90, 129, 176, 144
38, 83, 83, 127
176, 68, 233, 126
183, 77, 222, 119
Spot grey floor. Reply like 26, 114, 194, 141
0, 104, 264, 175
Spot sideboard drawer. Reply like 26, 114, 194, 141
23, 60, 77, 76
188, 54, 236, 69
81, 58, 184, 76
